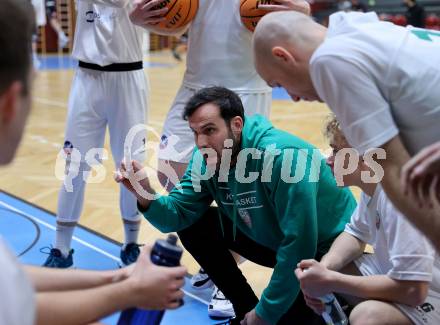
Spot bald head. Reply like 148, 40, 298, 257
252, 11, 327, 102
253, 11, 326, 64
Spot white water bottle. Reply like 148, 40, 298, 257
319, 293, 348, 325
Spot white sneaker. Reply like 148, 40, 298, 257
190, 268, 214, 290
208, 286, 235, 318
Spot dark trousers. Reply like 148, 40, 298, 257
178, 207, 325, 325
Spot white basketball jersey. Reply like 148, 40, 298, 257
72, 1, 144, 65
183, 0, 271, 93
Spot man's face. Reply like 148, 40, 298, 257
326, 135, 361, 187
255, 53, 321, 102
0, 71, 33, 165
188, 103, 242, 171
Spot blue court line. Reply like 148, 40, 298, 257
0, 190, 227, 325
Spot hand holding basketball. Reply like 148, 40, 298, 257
130, 0, 168, 27
131, 0, 199, 30
240, 0, 310, 32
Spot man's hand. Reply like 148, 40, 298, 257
126, 245, 187, 310
303, 294, 325, 315
115, 160, 155, 210
130, 0, 168, 27
294, 259, 335, 298
240, 309, 270, 325
258, 0, 311, 16
401, 141, 440, 207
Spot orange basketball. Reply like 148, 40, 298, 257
240, 0, 272, 32
154, 0, 199, 30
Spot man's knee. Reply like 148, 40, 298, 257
349, 300, 410, 325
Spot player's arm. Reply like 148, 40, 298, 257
379, 136, 440, 250
296, 260, 428, 307
35, 245, 186, 325
25, 265, 130, 292
116, 155, 213, 233
319, 231, 365, 272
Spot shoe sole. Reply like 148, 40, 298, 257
208, 309, 236, 318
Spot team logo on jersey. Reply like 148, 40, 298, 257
63, 141, 74, 155
160, 135, 168, 150
86, 11, 99, 23
238, 209, 252, 228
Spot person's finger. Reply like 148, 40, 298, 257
114, 170, 124, 182
401, 146, 435, 192
170, 289, 184, 301
413, 150, 440, 178
298, 259, 316, 269
171, 277, 185, 290
166, 300, 182, 310
258, 4, 289, 11
294, 267, 304, 280
136, 244, 152, 265
142, 0, 166, 11
429, 175, 440, 210
416, 179, 427, 208
144, 16, 167, 24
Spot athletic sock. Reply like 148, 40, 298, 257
122, 219, 141, 249
55, 223, 75, 257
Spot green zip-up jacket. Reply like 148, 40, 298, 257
143, 115, 356, 324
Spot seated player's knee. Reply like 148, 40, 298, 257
349, 300, 406, 325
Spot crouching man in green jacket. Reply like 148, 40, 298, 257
116, 87, 356, 325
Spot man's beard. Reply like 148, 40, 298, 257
206, 129, 241, 173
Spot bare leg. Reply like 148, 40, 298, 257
350, 300, 412, 325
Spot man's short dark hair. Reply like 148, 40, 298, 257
183, 87, 245, 124
0, 0, 35, 95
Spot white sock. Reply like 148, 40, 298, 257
58, 31, 67, 39
55, 223, 75, 257
123, 219, 140, 249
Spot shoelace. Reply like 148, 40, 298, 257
39, 245, 55, 255
213, 288, 227, 300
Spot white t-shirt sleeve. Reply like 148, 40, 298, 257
377, 192, 435, 282
0, 239, 35, 325
310, 54, 399, 155
344, 202, 371, 243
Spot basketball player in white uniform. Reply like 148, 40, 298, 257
31, 0, 47, 68
130, 0, 310, 318
42, 0, 164, 268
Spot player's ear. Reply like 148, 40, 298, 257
0, 81, 22, 126
272, 46, 296, 65
230, 116, 244, 134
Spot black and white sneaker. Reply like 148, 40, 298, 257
190, 268, 214, 290
208, 286, 235, 318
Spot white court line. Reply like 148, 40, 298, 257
0, 199, 210, 305
34, 97, 67, 108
